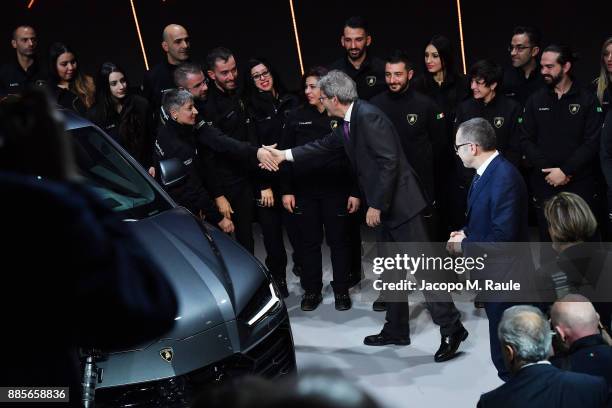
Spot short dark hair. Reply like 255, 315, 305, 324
174, 62, 204, 87
385, 50, 413, 72
12, 25, 34, 40
468, 59, 503, 87
512, 26, 542, 48
457, 117, 497, 151
343, 16, 369, 35
205, 47, 234, 71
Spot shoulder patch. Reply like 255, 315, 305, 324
597, 106, 603, 113
436, 112, 445, 120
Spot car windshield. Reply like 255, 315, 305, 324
68, 126, 171, 219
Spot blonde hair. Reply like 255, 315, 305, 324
544, 192, 597, 242
72, 74, 96, 109
595, 37, 612, 104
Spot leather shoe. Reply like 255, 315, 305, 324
334, 293, 351, 311
372, 293, 386, 312
364, 331, 411, 346
434, 327, 468, 362
300, 292, 322, 311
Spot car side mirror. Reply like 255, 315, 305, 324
159, 158, 187, 188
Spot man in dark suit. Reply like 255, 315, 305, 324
448, 118, 531, 380
264, 70, 467, 362
477, 305, 609, 408
550, 294, 612, 389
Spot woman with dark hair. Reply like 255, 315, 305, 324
413, 35, 469, 234
592, 37, 612, 115
88, 62, 155, 176
245, 58, 300, 298
279, 66, 359, 312
48, 42, 95, 115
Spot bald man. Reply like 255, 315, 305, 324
0, 25, 46, 97
550, 294, 612, 388
142, 24, 191, 114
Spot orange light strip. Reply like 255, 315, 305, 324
27, 0, 35, 9
289, 0, 304, 76
129, 0, 150, 71
456, 0, 467, 75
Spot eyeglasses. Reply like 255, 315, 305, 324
319, 95, 333, 103
508, 45, 533, 52
252, 70, 271, 81
454, 142, 478, 152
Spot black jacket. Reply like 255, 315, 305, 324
51, 85, 88, 116
502, 65, 546, 107
0, 56, 47, 97
88, 94, 155, 168
520, 82, 604, 197
590, 80, 612, 116
154, 119, 223, 224
141, 60, 182, 114
280, 104, 355, 197
371, 87, 446, 202
329, 53, 386, 100
601, 111, 612, 194
292, 100, 428, 230
551, 334, 612, 390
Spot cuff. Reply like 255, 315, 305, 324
285, 149, 294, 162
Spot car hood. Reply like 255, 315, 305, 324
124, 207, 268, 345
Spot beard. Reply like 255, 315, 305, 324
544, 72, 563, 88
347, 47, 367, 61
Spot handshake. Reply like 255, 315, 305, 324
256, 144, 287, 171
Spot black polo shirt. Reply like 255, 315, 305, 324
0, 56, 46, 97
371, 87, 446, 202
502, 65, 546, 107
329, 53, 386, 100
141, 60, 182, 112
521, 82, 604, 188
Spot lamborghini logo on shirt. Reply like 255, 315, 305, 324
407, 114, 418, 125
366, 76, 376, 86
569, 104, 580, 115
493, 117, 504, 128
330, 119, 339, 130
160, 347, 174, 363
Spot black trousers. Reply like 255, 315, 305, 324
348, 209, 364, 285
225, 180, 254, 254
256, 201, 287, 282
295, 193, 352, 294
377, 214, 463, 338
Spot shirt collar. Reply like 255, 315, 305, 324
476, 150, 499, 176
520, 360, 551, 370
344, 101, 355, 122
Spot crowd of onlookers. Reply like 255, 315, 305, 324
1, 14, 612, 407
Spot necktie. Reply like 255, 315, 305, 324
343, 121, 350, 141
468, 173, 480, 200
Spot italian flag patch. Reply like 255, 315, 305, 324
436, 112, 445, 119
597, 107, 603, 113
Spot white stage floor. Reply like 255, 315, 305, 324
253, 225, 504, 408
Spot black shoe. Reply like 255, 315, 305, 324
364, 331, 411, 346
372, 294, 386, 312
277, 280, 289, 299
334, 292, 352, 311
434, 327, 468, 362
292, 265, 302, 278
474, 300, 485, 309
300, 292, 322, 311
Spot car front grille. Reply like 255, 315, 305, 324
95, 320, 295, 407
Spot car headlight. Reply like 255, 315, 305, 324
246, 283, 280, 326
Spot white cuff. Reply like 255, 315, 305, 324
285, 149, 294, 162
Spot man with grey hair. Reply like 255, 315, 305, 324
263, 70, 468, 362
550, 294, 612, 388
478, 305, 608, 408
448, 117, 531, 380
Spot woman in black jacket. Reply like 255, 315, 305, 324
279, 66, 359, 312
154, 88, 234, 233
48, 42, 95, 115
245, 58, 300, 298
88, 62, 155, 176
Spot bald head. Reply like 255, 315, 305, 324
12, 26, 37, 58
551, 294, 600, 345
161, 24, 190, 65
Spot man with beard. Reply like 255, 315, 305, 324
502, 26, 546, 107
142, 24, 191, 114
329, 16, 386, 101
202, 47, 255, 253
520, 44, 604, 243
0, 25, 46, 97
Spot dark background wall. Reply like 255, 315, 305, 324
3, 0, 611, 91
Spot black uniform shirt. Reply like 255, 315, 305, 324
0, 56, 46, 97
371, 87, 446, 202
600, 110, 612, 190
280, 104, 355, 197
520, 82, 604, 181
455, 94, 523, 166
502, 65, 546, 107
589, 80, 611, 116
329, 53, 386, 100
141, 60, 181, 112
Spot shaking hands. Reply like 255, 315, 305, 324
256, 144, 286, 172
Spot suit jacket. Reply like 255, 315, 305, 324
292, 99, 428, 229
477, 363, 609, 408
